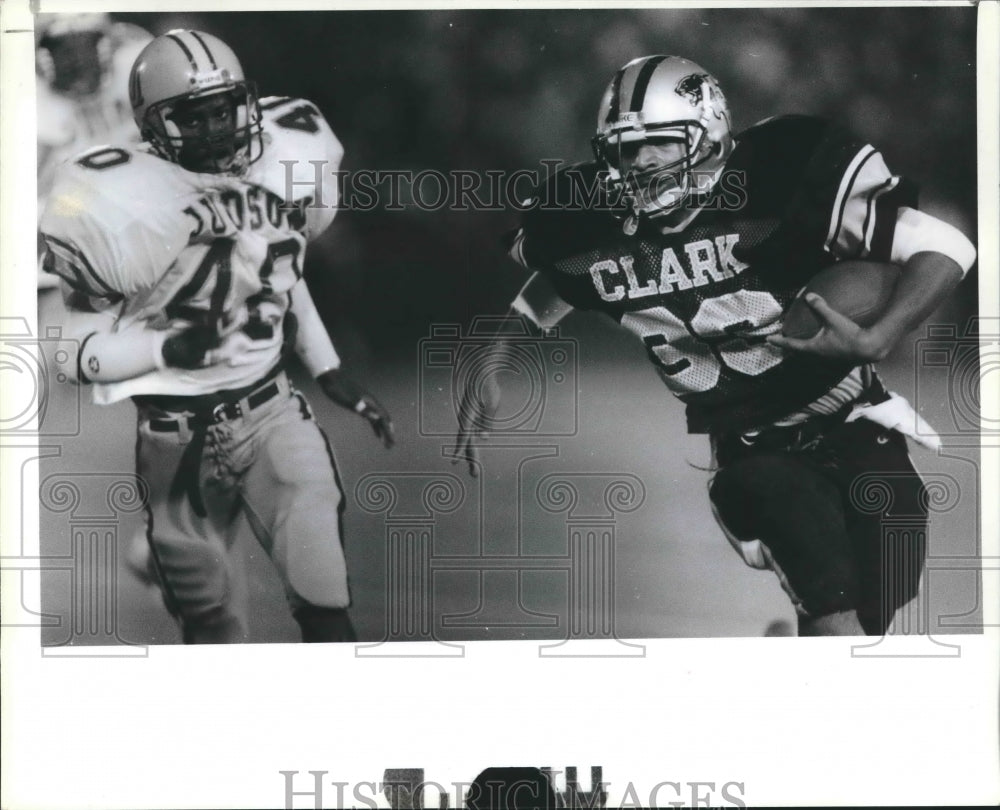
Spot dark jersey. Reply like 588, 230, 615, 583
509, 115, 917, 434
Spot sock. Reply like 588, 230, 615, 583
293, 605, 357, 643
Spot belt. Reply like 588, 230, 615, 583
141, 373, 286, 518
714, 371, 891, 467
147, 380, 281, 433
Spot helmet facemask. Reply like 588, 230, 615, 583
593, 57, 734, 233
594, 117, 725, 231
141, 81, 263, 175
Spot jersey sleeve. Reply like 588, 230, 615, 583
258, 96, 344, 242
39, 153, 187, 309
40, 178, 125, 309
734, 116, 918, 270
509, 161, 621, 271
791, 120, 918, 262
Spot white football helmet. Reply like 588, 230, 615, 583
593, 55, 734, 230
128, 29, 263, 174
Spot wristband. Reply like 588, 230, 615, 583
76, 331, 98, 384
354, 398, 370, 415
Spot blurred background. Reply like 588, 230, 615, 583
34, 7, 982, 644
111, 7, 978, 348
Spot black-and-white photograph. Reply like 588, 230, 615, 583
2, 2, 997, 808
27, 5, 984, 645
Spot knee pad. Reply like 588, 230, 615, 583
153, 539, 236, 624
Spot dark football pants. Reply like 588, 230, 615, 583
709, 419, 927, 635
135, 375, 352, 643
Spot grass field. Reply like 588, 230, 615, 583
34, 302, 982, 646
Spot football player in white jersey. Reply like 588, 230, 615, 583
41, 29, 394, 644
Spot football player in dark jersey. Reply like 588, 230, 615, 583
453, 55, 976, 637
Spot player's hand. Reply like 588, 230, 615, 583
161, 322, 223, 369
451, 371, 500, 478
316, 368, 395, 449
767, 293, 892, 363
355, 396, 396, 449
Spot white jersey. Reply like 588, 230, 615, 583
40, 96, 343, 403
37, 22, 152, 217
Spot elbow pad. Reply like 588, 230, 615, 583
891, 207, 976, 276
511, 273, 573, 330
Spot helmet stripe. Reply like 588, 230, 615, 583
166, 32, 199, 71
629, 55, 668, 112
188, 31, 218, 70
606, 67, 626, 124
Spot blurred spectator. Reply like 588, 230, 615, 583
36, 13, 152, 289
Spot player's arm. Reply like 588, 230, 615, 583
288, 278, 394, 448
766, 129, 976, 361
42, 233, 201, 384
769, 208, 975, 361
54, 284, 239, 383
452, 270, 573, 477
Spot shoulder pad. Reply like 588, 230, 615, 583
737, 114, 831, 146
516, 161, 623, 269
42, 146, 195, 298
731, 115, 833, 176
259, 96, 329, 137
254, 97, 344, 238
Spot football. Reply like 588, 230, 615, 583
781, 260, 900, 339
